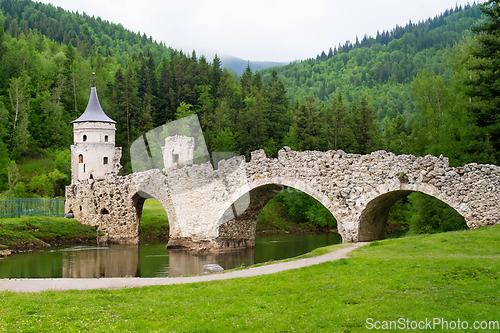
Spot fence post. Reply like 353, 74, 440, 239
17, 198, 21, 218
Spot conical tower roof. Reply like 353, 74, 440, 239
71, 87, 116, 124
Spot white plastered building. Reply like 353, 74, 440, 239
70, 86, 122, 184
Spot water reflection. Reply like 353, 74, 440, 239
168, 249, 254, 277
0, 233, 341, 279
62, 245, 140, 278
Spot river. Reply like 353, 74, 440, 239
0, 233, 342, 278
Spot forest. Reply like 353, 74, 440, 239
0, 0, 498, 234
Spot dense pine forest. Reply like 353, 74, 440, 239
0, 0, 498, 234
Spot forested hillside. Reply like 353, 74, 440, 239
0, 0, 498, 235
0, 0, 292, 198
261, 3, 498, 167
0, 0, 174, 66
267, 3, 482, 109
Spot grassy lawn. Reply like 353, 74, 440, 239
0, 225, 498, 332
139, 199, 169, 240
0, 216, 97, 249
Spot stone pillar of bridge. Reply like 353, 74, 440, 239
164, 155, 253, 253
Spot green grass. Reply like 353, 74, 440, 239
0, 216, 97, 249
139, 199, 169, 240
1, 225, 499, 332
0, 199, 171, 248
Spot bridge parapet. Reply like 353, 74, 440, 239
66, 146, 500, 250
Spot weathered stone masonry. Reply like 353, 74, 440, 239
65, 146, 500, 252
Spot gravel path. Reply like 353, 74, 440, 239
0, 242, 367, 293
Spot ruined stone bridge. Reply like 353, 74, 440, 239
65, 144, 500, 252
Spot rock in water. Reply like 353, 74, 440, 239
203, 264, 224, 274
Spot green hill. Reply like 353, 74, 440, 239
262, 3, 483, 120
0, 0, 174, 66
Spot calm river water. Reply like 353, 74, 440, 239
0, 233, 341, 278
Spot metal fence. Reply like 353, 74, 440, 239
0, 199, 66, 218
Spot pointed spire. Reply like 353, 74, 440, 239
72, 86, 116, 124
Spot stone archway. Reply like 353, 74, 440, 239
358, 188, 468, 242
68, 146, 500, 252
131, 191, 170, 241
214, 179, 341, 250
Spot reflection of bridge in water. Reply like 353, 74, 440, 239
61, 245, 255, 278
62, 246, 140, 278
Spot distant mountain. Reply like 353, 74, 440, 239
218, 55, 288, 76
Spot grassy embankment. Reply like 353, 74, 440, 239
0, 225, 498, 331
139, 199, 169, 241
0, 216, 97, 251
0, 199, 169, 251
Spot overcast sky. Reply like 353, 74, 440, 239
40, 0, 479, 63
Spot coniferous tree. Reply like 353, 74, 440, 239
331, 92, 353, 151
264, 70, 290, 151
353, 96, 378, 154
156, 57, 173, 125
240, 64, 253, 99
465, 0, 500, 163
289, 95, 322, 151
211, 54, 222, 97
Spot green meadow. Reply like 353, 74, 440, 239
0, 225, 498, 332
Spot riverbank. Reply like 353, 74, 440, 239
139, 199, 169, 241
0, 197, 334, 257
0, 225, 498, 331
0, 199, 170, 256
0, 216, 97, 256
0, 243, 363, 292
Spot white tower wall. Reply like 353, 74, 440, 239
70, 87, 121, 184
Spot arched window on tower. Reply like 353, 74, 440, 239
103, 157, 108, 165
83, 135, 87, 142
104, 135, 108, 142
79, 154, 83, 163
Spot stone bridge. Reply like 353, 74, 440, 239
65, 146, 500, 252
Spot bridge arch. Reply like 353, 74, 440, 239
132, 190, 176, 241
358, 182, 467, 241
215, 177, 342, 248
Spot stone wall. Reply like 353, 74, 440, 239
65, 169, 168, 245
66, 147, 500, 251
245, 148, 500, 242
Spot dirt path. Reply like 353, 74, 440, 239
0, 242, 367, 293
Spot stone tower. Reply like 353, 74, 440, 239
161, 135, 195, 171
70, 85, 122, 184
